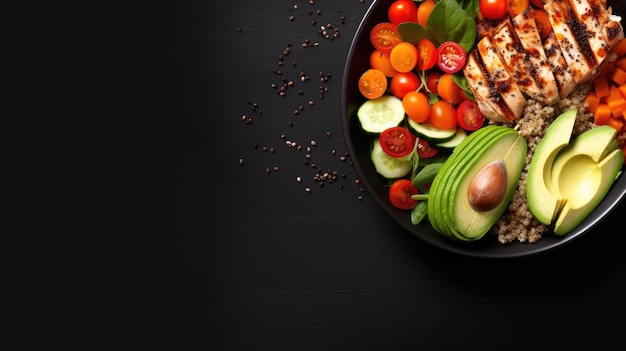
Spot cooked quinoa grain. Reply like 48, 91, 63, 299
489, 83, 625, 244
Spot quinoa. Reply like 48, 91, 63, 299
489, 83, 624, 244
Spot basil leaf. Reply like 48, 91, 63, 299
398, 22, 428, 45
426, 0, 477, 53
410, 200, 429, 225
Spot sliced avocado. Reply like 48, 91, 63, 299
428, 126, 527, 241
549, 126, 624, 235
526, 109, 577, 225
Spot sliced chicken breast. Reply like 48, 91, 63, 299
542, 31, 577, 98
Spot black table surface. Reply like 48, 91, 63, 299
12, 0, 626, 350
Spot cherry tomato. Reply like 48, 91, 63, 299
417, 138, 439, 158
358, 68, 388, 99
437, 41, 467, 74
507, 0, 530, 16
437, 73, 464, 104
379, 126, 417, 159
402, 91, 431, 123
429, 100, 458, 130
388, 178, 419, 210
388, 0, 419, 25
480, 0, 508, 20
425, 71, 440, 94
417, 0, 436, 26
370, 22, 402, 53
390, 42, 418, 72
390, 71, 420, 99
456, 99, 485, 131
369, 49, 398, 77
416, 38, 437, 71
533, 9, 552, 40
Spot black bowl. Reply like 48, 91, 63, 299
341, 0, 626, 258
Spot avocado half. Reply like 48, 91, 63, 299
527, 109, 624, 235
428, 125, 527, 241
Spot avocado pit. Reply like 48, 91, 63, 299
468, 158, 507, 211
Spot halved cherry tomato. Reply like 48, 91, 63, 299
437, 73, 464, 104
390, 71, 420, 99
417, 138, 438, 158
417, 0, 436, 26
379, 126, 417, 159
390, 42, 418, 72
507, 0, 530, 16
429, 100, 458, 130
370, 22, 402, 53
480, 0, 508, 20
358, 68, 388, 99
402, 91, 431, 123
388, 0, 419, 25
533, 9, 552, 40
388, 178, 419, 209
369, 49, 398, 77
437, 41, 467, 74
456, 99, 485, 131
416, 38, 437, 71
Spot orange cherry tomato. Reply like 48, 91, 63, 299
429, 100, 458, 130
417, 0, 436, 26
402, 91, 431, 123
437, 73, 464, 104
507, 0, 530, 16
416, 38, 437, 71
390, 42, 418, 72
370, 22, 402, 53
369, 49, 398, 77
533, 9, 552, 40
390, 71, 420, 99
388, 178, 419, 209
358, 68, 388, 99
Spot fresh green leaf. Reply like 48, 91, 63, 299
410, 200, 428, 225
412, 162, 443, 187
452, 72, 474, 101
426, 0, 477, 52
398, 22, 428, 45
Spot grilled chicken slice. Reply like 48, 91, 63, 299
542, 31, 577, 98
463, 35, 527, 122
493, 8, 559, 105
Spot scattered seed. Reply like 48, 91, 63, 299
305, 187, 312, 193
239, 158, 244, 165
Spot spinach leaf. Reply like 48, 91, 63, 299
410, 200, 429, 225
398, 22, 428, 45
426, 0, 477, 53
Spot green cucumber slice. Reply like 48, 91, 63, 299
370, 138, 413, 179
357, 95, 405, 134
436, 128, 467, 149
407, 119, 456, 143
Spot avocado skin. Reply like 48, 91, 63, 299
428, 126, 527, 241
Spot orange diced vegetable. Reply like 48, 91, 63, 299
618, 84, 626, 99
616, 56, 626, 72
613, 38, 626, 57
585, 91, 601, 113
606, 116, 625, 132
610, 67, 626, 86
594, 104, 612, 125
594, 75, 611, 98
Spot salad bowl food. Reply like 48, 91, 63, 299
341, 0, 626, 258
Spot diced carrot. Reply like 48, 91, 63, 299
606, 116, 625, 132
594, 75, 611, 98
594, 103, 612, 125
610, 67, 626, 85
616, 56, 626, 72
613, 38, 626, 57
618, 83, 626, 99
610, 99, 626, 118
585, 91, 601, 113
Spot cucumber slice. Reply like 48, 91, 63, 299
436, 128, 467, 149
357, 95, 405, 134
370, 139, 412, 179
407, 119, 456, 143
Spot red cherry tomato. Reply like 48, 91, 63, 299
379, 126, 417, 159
390, 71, 420, 99
388, 0, 419, 25
388, 178, 419, 209
457, 100, 485, 131
416, 38, 437, 71
370, 22, 402, 53
417, 138, 438, 158
480, 0, 508, 20
437, 41, 467, 74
